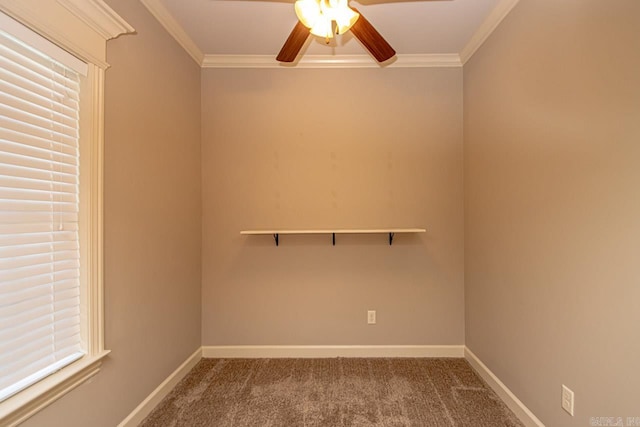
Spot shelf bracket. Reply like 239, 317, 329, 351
273, 233, 279, 246
332, 233, 336, 246
389, 232, 395, 245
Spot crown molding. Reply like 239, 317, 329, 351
0, 0, 134, 68
139, 0, 517, 69
201, 53, 461, 69
460, 0, 521, 64
393, 54, 462, 68
56, 0, 134, 41
139, 0, 204, 66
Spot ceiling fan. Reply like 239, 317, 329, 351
276, 0, 396, 63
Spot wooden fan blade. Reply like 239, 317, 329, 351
349, 9, 396, 63
276, 21, 310, 62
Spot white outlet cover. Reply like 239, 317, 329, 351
562, 385, 574, 416
367, 310, 376, 324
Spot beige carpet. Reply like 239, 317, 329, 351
140, 358, 524, 427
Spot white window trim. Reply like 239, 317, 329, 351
0, 1, 133, 425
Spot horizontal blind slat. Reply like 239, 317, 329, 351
0, 325, 80, 373
0, 78, 78, 120
0, 258, 78, 286
0, 189, 77, 203
0, 250, 79, 270
0, 240, 77, 258
1, 128, 78, 154
0, 65, 80, 107
0, 231, 77, 247
0, 174, 78, 193
0, 117, 78, 148
0, 223, 78, 234
0, 198, 78, 211
0, 324, 52, 355
0, 151, 78, 176
0, 139, 79, 167
0, 215, 78, 226
0, 279, 77, 300
0, 163, 78, 185
1, 105, 78, 139
0, 343, 54, 377
0, 43, 80, 95
1, 269, 79, 295
0, 92, 78, 127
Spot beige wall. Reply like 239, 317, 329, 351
22, 0, 202, 425
464, 0, 640, 425
201, 68, 464, 346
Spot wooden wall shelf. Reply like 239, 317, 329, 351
240, 229, 426, 246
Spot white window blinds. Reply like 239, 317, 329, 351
0, 23, 85, 402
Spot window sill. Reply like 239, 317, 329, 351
0, 350, 111, 427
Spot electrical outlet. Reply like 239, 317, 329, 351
367, 310, 376, 324
562, 385, 574, 416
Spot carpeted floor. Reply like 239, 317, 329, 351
140, 358, 524, 427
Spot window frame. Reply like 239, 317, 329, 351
0, 1, 133, 425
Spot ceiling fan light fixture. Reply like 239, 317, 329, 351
333, 0, 359, 34
294, 0, 359, 38
310, 15, 334, 40
334, 10, 359, 34
279, 0, 395, 63
294, 0, 321, 29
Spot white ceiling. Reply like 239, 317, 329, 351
143, 0, 519, 65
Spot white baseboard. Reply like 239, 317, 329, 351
464, 347, 544, 427
201, 345, 465, 359
117, 347, 202, 427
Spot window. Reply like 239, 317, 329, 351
0, 16, 88, 403
0, 3, 134, 422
